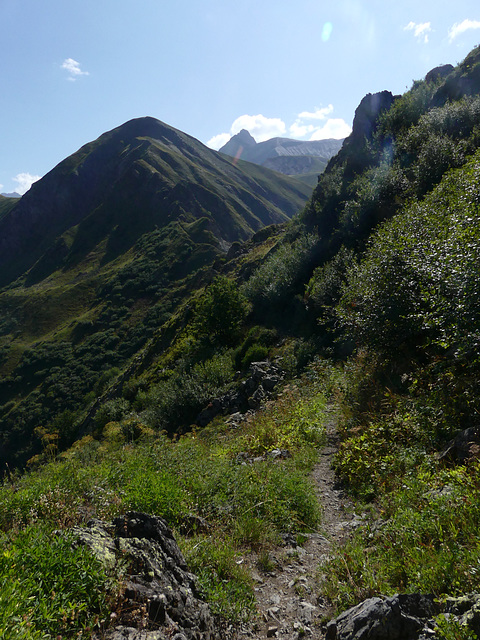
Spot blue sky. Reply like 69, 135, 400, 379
1, 1, 480, 194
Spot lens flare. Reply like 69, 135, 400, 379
322, 22, 333, 42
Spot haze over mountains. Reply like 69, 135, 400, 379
219, 129, 343, 186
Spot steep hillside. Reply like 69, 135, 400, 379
0, 194, 18, 222
0, 117, 311, 468
0, 117, 310, 289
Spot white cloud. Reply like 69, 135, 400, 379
404, 21, 432, 44
61, 58, 89, 81
230, 114, 286, 141
448, 19, 480, 43
13, 173, 41, 195
207, 114, 286, 150
207, 106, 351, 150
207, 133, 231, 150
291, 105, 351, 140
297, 105, 334, 120
309, 119, 353, 140
289, 122, 316, 138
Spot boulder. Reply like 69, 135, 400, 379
435, 426, 480, 463
73, 512, 216, 639
325, 594, 440, 640
425, 64, 454, 84
326, 593, 480, 640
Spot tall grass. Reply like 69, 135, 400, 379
0, 371, 329, 636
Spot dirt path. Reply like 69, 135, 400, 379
240, 409, 356, 639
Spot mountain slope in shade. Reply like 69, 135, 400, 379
0, 117, 311, 288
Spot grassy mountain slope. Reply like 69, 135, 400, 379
3, 44, 480, 639
0, 118, 311, 468
0, 117, 311, 289
0, 194, 18, 222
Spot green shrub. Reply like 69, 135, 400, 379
337, 150, 480, 365
136, 351, 235, 430
95, 398, 130, 428
234, 325, 277, 369
241, 343, 269, 369
193, 275, 250, 346
243, 233, 317, 309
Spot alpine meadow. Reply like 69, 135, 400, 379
2, 44, 480, 640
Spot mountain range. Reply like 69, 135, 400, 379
0, 116, 312, 467
219, 129, 343, 186
2, 43, 480, 640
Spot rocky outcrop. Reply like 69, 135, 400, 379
73, 512, 216, 640
219, 129, 257, 158
323, 91, 396, 182
435, 426, 480, 464
195, 360, 284, 427
349, 91, 396, 143
425, 64, 454, 85
325, 592, 480, 640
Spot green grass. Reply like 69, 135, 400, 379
319, 355, 480, 617
321, 460, 480, 613
0, 373, 328, 635
0, 526, 114, 639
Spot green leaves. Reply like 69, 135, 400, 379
0, 527, 113, 638
338, 150, 480, 361
193, 276, 250, 346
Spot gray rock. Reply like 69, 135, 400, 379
326, 592, 480, 640
74, 512, 216, 639
267, 449, 292, 461
195, 360, 284, 426
445, 593, 480, 638
325, 594, 440, 640
435, 427, 480, 463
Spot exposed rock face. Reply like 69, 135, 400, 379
219, 129, 257, 157
435, 426, 480, 463
73, 512, 216, 640
321, 90, 396, 183
325, 593, 480, 640
219, 131, 344, 176
325, 594, 440, 640
195, 360, 284, 427
349, 91, 396, 142
425, 64, 454, 84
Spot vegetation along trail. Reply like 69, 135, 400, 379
241, 403, 356, 640
4, 45, 480, 639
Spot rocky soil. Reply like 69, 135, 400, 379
239, 410, 357, 640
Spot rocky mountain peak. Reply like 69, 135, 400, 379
219, 128, 257, 157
